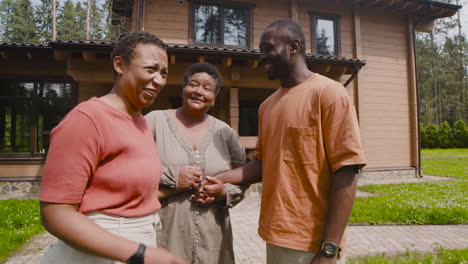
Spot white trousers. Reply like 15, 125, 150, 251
41, 211, 161, 264
266, 242, 346, 264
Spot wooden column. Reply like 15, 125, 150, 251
352, 3, 362, 121
229, 87, 240, 134
289, 0, 299, 22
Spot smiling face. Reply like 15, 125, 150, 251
182, 72, 217, 114
259, 27, 293, 81
115, 43, 168, 113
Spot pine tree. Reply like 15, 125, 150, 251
57, 0, 79, 40
102, 0, 113, 40
89, 0, 104, 39
35, 0, 54, 42
75, 1, 87, 39
1, 0, 37, 42
0, 0, 16, 41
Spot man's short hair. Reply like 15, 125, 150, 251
111, 32, 166, 76
183, 63, 223, 96
266, 19, 306, 55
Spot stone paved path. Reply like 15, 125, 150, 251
4, 175, 466, 264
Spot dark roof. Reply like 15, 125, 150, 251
356, 0, 461, 19
0, 42, 49, 49
409, 0, 462, 10
46, 40, 366, 67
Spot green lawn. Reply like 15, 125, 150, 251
0, 199, 44, 263
421, 148, 468, 180
348, 247, 468, 264
350, 148, 468, 224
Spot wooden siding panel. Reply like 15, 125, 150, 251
144, 0, 189, 44
357, 8, 413, 168
0, 165, 44, 177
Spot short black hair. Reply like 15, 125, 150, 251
183, 63, 222, 96
111, 32, 166, 76
266, 19, 306, 55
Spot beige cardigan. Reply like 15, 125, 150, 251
145, 110, 246, 264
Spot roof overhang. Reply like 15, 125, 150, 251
47, 40, 366, 75
354, 0, 461, 19
1, 40, 366, 82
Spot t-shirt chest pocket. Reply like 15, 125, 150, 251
283, 126, 317, 165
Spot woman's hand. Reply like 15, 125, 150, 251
191, 176, 227, 205
177, 166, 202, 190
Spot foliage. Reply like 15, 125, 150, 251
0, 0, 113, 42
0, 199, 45, 263
416, 0, 467, 127
348, 247, 468, 264
34, 0, 53, 42
421, 148, 468, 180
421, 120, 468, 148
0, 0, 38, 42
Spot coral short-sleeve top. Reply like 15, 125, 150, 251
39, 97, 162, 217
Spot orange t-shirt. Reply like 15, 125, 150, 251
39, 97, 162, 217
254, 74, 367, 252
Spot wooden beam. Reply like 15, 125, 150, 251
26, 52, 33, 60
224, 57, 232, 68
170, 55, 176, 64
230, 67, 240, 81
198, 56, 205, 63
0, 51, 7, 60
289, 0, 299, 22
352, 2, 362, 121
229, 87, 240, 134
53, 50, 71, 61
82, 51, 96, 62
249, 59, 259, 69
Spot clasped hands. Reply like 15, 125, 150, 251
177, 166, 226, 205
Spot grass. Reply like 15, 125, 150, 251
0, 199, 44, 263
347, 247, 468, 264
421, 148, 468, 180
350, 148, 468, 225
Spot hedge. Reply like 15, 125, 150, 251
420, 120, 468, 148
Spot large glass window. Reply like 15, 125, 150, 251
193, 3, 249, 47
0, 79, 75, 157
311, 13, 340, 55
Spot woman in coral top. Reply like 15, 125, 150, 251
38, 32, 185, 264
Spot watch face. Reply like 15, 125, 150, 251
324, 243, 337, 255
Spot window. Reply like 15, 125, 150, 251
193, 2, 250, 47
0, 79, 76, 158
310, 13, 340, 55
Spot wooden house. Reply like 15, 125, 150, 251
0, 0, 461, 193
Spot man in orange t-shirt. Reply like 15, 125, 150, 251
199, 19, 367, 264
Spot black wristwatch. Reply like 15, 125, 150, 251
320, 241, 341, 258
127, 243, 146, 264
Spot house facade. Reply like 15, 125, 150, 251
0, 0, 461, 193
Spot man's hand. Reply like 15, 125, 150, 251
145, 247, 186, 264
177, 166, 202, 190
191, 176, 226, 205
310, 254, 337, 264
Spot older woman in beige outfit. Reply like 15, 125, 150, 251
145, 63, 246, 264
